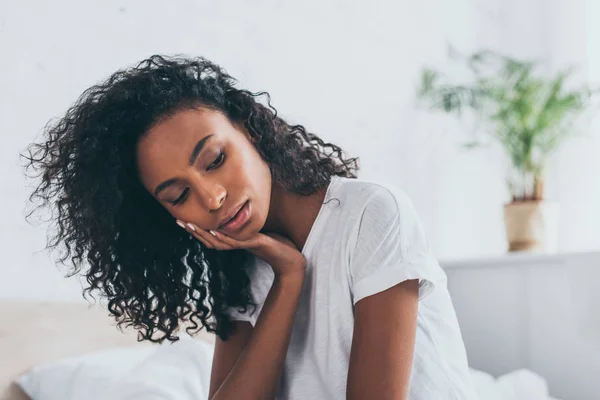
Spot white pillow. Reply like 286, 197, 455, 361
495, 369, 554, 400
469, 368, 506, 400
93, 335, 214, 400
469, 367, 562, 400
16, 335, 214, 400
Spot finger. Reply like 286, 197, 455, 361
177, 220, 215, 249
184, 222, 234, 251
208, 230, 242, 248
197, 229, 234, 251
212, 229, 261, 250
194, 230, 218, 249
179, 221, 215, 249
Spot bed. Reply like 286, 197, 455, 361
0, 299, 216, 400
1, 299, 560, 400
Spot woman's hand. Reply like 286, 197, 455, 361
177, 220, 306, 280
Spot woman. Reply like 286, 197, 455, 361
23, 55, 478, 399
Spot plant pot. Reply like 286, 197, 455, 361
503, 200, 560, 252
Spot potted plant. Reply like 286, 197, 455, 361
417, 49, 598, 252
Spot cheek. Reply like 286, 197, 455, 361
167, 201, 195, 220
237, 142, 268, 177
164, 206, 183, 223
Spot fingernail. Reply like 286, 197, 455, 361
176, 220, 186, 229
209, 230, 216, 237
186, 223, 195, 231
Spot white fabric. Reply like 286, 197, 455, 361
16, 347, 155, 400
225, 175, 479, 399
16, 335, 214, 400
469, 368, 562, 400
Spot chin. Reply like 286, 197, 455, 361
232, 204, 267, 240
228, 222, 257, 241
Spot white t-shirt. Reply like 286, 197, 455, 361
225, 175, 479, 400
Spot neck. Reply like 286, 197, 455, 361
261, 181, 328, 251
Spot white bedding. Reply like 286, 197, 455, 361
16, 335, 214, 400
469, 368, 561, 400
16, 337, 560, 400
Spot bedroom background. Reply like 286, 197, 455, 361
1, 0, 598, 399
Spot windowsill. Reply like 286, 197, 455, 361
439, 249, 600, 270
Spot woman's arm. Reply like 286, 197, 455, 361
179, 225, 307, 399
209, 273, 304, 400
209, 320, 254, 399
346, 279, 419, 400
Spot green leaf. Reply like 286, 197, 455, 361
461, 141, 483, 149
415, 48, 599, 194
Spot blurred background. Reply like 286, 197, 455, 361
1, 1, 599, 399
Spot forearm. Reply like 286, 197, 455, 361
211, 273, 304, 400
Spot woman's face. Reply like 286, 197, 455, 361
136, 107, 272, 240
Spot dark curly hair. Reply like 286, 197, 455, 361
21, 54, 360, 343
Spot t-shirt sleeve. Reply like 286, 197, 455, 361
222, 257, 273, 327
224, 303, 256, 325
349, 187, 437, 305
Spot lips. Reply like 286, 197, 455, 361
218, 200, 251, 234
218, 201, 246, 229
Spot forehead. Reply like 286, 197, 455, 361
135, 107, 230, 181
142, 107, 227, 149
138, 108, 232, 160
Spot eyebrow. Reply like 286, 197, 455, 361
153, 134, 214, 198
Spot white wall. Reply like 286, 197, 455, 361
1, 0, 598, 301
548, 0, 600, 254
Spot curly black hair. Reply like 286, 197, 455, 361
21, 54, 360, 342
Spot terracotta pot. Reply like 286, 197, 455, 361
503, 200, 560, 252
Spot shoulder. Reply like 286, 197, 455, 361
343, 179, 438, 303
331, 177, 425, 253
339, 177, 420, 237
337, 177, 413, 212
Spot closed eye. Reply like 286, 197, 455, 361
171, 150, 225, 206
172, 188, 189, 205
208, 150, 225, 170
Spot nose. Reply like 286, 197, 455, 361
197, 182, 227, 212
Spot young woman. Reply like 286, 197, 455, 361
23, 55, 478, 399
